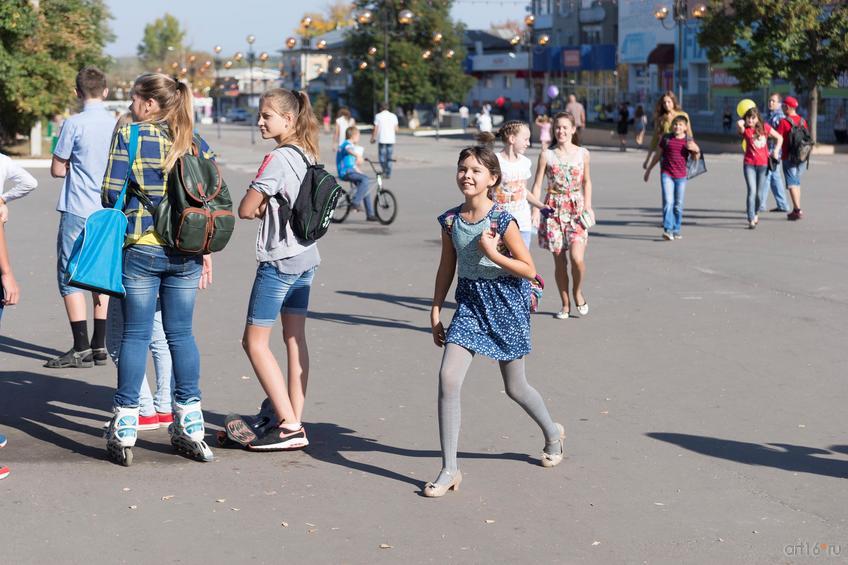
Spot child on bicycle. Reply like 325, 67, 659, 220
335, 126, 376, 221
425, 145, 565, 497
236, 88, 321, 451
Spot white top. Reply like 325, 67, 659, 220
336, 116, 355, 146
459, 106, 469, 118
494, 153, 532, 231
0, 153, 37, 204
373, 110, 398, 144
477, 113, 493, 133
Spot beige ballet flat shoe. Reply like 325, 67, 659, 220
541, 423, 566, 468
423, 470, 463, 497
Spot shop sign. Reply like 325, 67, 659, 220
711, 69, 739, 88
563, 49, 581, 68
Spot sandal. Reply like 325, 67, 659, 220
576, 302, 589, 316
554, 310, 569, 320
44, 348, 93, 369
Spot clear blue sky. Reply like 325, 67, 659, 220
104, 0, 528, 58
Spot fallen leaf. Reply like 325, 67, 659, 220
215, 499, 226, 503
161, 495, 175, 501
281, 522, 289, 528
128, 505, 138, 510
485, 519, 496, 524
230, 508, 240, 512
654, 502, 665, 506
307, 529, 318, 534
264, 491, 277, 496
592, 541, 601, 546
600, 410, 609, 415
798, 424, 806, 428
305, 522, 317, 527
122, 487, 131, 492
379, 544, 393, 549
241, 375, 250, 380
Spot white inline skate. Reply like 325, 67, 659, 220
105, 406, 139, 466
169, 401, 214, 462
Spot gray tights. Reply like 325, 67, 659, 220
435, 344, 560, 484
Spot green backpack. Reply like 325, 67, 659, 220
136, 137, 235, 254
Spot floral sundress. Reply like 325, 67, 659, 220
538, 147, 588, 253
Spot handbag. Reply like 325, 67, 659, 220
768, 155, 779, 172
64, 124, 139, 297
686, 153, 707, 179
574, 210, 595, 230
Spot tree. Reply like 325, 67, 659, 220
346, 0, 473, 120
0, 0, 113, 142
698, 0, 848, 142
296, 1, 355, 38
137, 13, 186, 69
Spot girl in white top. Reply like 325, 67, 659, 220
0, 152, 38, 222
333, 107, 355, 148
478, 121, 548, 248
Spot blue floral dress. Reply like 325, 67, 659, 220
438, 204, 531, 360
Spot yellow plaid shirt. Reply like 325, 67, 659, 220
101, 122, 214, 246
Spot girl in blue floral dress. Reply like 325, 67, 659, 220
425, 146, 565, 497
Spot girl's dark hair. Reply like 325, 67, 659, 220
458, 145, 501, 190
743, 107, 765, 138
476, 120, 529, 148
260, 88, 320, 160
635, 105, 645, 118
552, 111, 579, 146
654, 90, 682, 128
337, 107, 351, 119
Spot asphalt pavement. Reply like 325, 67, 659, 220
1, 124, 847, 564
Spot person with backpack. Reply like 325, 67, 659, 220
425, 145, 564, 497
775, 96, 813, 220
101, 73, 218, 466
235, 88, 325, 451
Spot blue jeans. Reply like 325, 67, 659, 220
660, 173, 687, 235
343, 171, 374, 216
378, 143, 394, 177
107, 297, 173, 416
56, 212, 87, 297
246, 264, 315, 326
743, 164, 767, 221
761, 163, 789, 211
113, 245, 201, 408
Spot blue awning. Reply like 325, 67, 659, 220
532, 44, 617, 72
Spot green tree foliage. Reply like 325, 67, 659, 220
698, 0, 848, 141
137, 13, 186, 69
346, 0, 473, 120
0, 0, 113, 141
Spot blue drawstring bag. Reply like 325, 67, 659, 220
64, 124, 139, 298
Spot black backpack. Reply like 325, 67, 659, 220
274, 145, 342, 243
785, 117, 813, 165
134, 136, 235, 254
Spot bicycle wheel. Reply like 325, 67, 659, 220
373, 189, 397, 225
331, 190, 352, 223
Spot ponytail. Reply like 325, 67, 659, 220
476, 131, 496, 147
162, 80, 194, 172
293, 91, 320, 160
131, 73, 195, 172
260, 88, 320, 160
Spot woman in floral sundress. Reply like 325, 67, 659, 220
531, 111, 594, 320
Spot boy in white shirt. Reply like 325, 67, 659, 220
370, 103, 399, 178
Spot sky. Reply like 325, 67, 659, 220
104, 0, 528, 58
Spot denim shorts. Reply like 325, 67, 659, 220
56, 211, 87, 297
783, 161, 807, 187
246, 264, 316, 326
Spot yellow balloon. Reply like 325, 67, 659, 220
737, 99, 756, 118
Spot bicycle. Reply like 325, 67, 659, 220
331, 158, 398, 225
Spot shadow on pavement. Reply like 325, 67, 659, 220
0, 336, 64, 362
308, 311, 429, 333
647, 432, 848, 479
336, 290, 456, 312
0, 370, 227, 463
303, 422, 533, 488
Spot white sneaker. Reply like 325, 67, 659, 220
663, 231, 674, 240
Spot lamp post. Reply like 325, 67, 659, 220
512, 14, 548, 121
422, 32, 456, 141
258, 51, 270, 92
285, 16, 315, 93
654, 1, 707, 105
246, 34, 257, 144
356, 3, 415, 107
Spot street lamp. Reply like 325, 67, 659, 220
423, 33, 456, 141
655, 1, 707, 104
246, 34, 257, 144
356, 3, 415, 106
286, 16, 314, 92
258, 51, 270, 92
